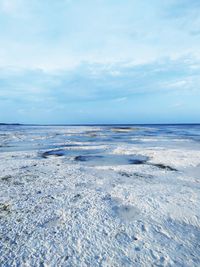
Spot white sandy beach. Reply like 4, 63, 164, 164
0, 125, 200, 266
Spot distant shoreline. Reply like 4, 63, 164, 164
1, 123, 200, 127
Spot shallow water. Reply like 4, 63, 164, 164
73, 154, 149, 166
0, 124, 200, 168
1, 124, 200, 154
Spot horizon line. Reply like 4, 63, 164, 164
1, 122, 200, 126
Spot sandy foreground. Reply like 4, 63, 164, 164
0, 126, 200, 266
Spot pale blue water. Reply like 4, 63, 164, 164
0, 125, 200, 162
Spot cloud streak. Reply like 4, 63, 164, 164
0, 0, 200, 69
0, 0, 200, 123
0, 58, 199, 123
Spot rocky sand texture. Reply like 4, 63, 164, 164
0, 125, 200, 266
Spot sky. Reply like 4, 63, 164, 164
0, 0, 200, 124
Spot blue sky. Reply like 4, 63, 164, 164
0, 0, 200, 124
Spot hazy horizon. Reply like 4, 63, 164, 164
1, 122, 200, 126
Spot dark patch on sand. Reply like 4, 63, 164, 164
129, 158, 147, 165
110, 127, 138, 132
152, 163, 177, 171
0, 203, 11, 218
42, 150, 65, 158
1, 175, 12, 181
119, 171, 133, 177
72, 194, 82, 202
74, 155, 103, 162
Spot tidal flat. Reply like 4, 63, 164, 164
0, 124, 200, 266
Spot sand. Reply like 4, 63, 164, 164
0, 125, 200, 266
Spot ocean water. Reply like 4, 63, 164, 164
0, 124, 200, 165
1, 124, 200, 146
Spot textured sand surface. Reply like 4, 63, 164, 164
0, 125, 200, 266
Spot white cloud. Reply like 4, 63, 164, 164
0, 57, 200, 123
0, 0, 200, 71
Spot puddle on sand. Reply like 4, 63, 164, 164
74, 154, 148, 166
42, 146, 149, 166
41, 148, 104, 158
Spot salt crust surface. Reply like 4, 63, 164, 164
0, 126, 200, 266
